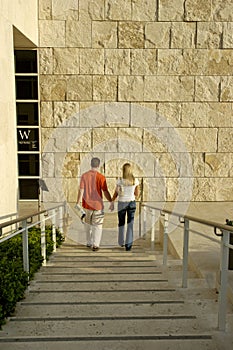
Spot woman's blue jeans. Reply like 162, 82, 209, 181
118, 201, 136, 249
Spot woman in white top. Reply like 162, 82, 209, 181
110, 163, 139, 251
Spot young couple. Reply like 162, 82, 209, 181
76, 158, 139, 252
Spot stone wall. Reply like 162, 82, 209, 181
39, 0, 233, 208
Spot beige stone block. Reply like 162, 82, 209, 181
67, 128, 92, 152
93, 128, 118, 152
118, 128, 143, 152
105, 102, 130, 127
213, 0, 233, 21
145, 22, 171, 48
221, 77, 233, 102
40, 102, 54, 127
80, 102, 105, 127
93, 76, 117, 101
192, 178, 217, 201
39, 48, 53, 74
184, 0, 213, 21
40, 75, 67, 101
53, 48, 79, 74
131, 49, 157, 75
166, 178, 179, 201
178, 128, 218, 153
155, 153, 179, 178
144, 76, 194, 102
143, 128, 168, 153
42, 178, 64, 202
39, 0, 52, 19
63, 178, 79, 202
62, 152, 80, 178
218, 128, 233, 152
206, 103, 233, 127
157, 103, 182, 127
119, 22, 144, 49
80, 49, 104, 74
223, 23, 233, 49
192, 153, 205, 177
171, 22, 196, 49
54, 152, 66, 178
79, 0, 105, 20
52, 0, 79, 20
105, 49, 130, 75
132, 0, 157, 21
118, 76, 144, 101
181, 103, 208, 127
42, 152, 54, 177
106, 0, 132, 20
143, 178, 166, 202
54, 102, 80, 128
42, 128, 67, 152
159, 0, 184, 21
66, 20, 91, 47
216, 178, 233, 201
67, 76, 93, 101
157, 49, 185, 75
204, 153, 231, 177
39, 20, 65, 47
92, 21, 117, 48
197, 22, 223, 49
206, 50, 233, 75
131, 103, 158, 127
195, 76, 220, 102
79, 153, 105, 174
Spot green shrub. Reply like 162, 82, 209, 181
0, 225, 64, 327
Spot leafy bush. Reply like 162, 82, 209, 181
0, 225, 64, 327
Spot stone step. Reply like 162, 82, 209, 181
0, 337, 217, 350
0, 316, 213, 338
15, 299, 219, 319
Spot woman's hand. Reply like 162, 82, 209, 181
109, 202, 114, 211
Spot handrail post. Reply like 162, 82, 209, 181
22, 220, 29, 277
218, 229, 230, 331
163, 213, 169, 266
41, 213, 46, 266
139, 202, 142, 237
151, 209, 155, 243
59, 205, 64, 236
143, 206, 147, 236
52, 209, 56, 252
182, 218, 189, 288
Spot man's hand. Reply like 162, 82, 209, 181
109, 202, 114, 211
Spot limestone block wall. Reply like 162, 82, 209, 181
39, 0, 233, 208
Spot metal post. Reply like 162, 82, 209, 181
59, 205, 64, 236
182, 218, 189, 288
52, 209, 56, 252
143, 206, 147, 236
151, 209, 155, 243
163, 213, 169, 266
139, 202, 142, 238
41, 213, 46, 266
22, 220, 29, 276
218, 229, 230, 331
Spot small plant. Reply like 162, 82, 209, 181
0, 225, 64, 327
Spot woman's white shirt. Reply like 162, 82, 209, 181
116, 178, 139, 202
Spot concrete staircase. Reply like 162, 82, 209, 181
0, 235, 227, 349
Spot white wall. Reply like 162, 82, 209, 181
0, 0, 38, 218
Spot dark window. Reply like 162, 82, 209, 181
19, 179, 39, 200
17, 128, 39, 152
16, 76, 38, 100
16, 103, 38, 125
18, 154, 39, 176
14, 50, 37, 73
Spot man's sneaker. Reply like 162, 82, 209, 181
92, 246, 99, 251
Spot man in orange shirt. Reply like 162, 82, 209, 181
76, 157, 112, 251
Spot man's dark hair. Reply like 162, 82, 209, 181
91, 157, 100, 168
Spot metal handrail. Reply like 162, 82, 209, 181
140, 203, 233, 332
0, 202, 66, 274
